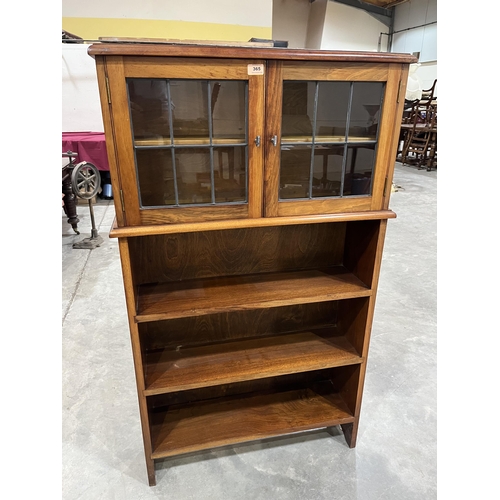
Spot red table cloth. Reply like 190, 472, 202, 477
62, 132, 110, 171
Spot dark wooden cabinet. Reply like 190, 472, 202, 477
89, 42, 414, 486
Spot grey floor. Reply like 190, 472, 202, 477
62, 163, 437, 500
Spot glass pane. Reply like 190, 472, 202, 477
349, 82, 384, 141
136, 149, 175, 207
281, 82, 315, 142
128, 79, 171, 144
311, 145, 344, 198
214, 147, 247, 202
280, 145, 311, 199
170, 81, 210, 144
342, 145, 376, 196
175, 148, 212, 204
315, 82, 350, 142
212, 81, 246, 143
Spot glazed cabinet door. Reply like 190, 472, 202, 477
264, 61, 405, 217
104, 56, 265, 225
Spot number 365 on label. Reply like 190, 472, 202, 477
247, 64, 264, 75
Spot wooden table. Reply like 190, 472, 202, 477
62, 132, 110, 171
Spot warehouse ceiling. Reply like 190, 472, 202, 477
329, 0, 410, 27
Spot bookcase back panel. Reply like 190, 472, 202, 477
139, 301, 339, 350
344, 219, 381, 288
129, 223, 347, 284
147, 367, 342, 409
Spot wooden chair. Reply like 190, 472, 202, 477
401, 102, 437, 169
421, 79, 437, 102
397, 99, 420, 158
423, 102, 437, 170
398, 78, 437, 159
402, 99, 420, 123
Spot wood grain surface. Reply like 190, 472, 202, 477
140, 302, 339, 349
89, 43, 417, 64
128, 223, 346, 284
144, 331, 362, 395
109, 210, 396, 238
136, 268, 371, 322
282, 61, 389, 81
150, 387, 354, 458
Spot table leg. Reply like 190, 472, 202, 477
426, 132, 437, 171
62, 171, 80, 234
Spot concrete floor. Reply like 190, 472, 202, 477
62, 163, 437, 500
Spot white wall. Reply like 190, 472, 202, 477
392, 0, 437, 91
272, 0, 311, 48
272, 0, 389, 52
62, 44, 103, 132
305, 0, 328, 49
321, 1, 388, 51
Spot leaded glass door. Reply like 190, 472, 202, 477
107, 57, 265, 225
264, 61, 403, 217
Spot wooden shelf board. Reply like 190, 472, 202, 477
144, 331, 362, 396
150, 387, 354, 459
281, 136, 375, 144
136, 268, 371, 323
108, 210, 397, 238
135, 137, 245, 147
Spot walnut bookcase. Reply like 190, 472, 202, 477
89, 42, 414, 486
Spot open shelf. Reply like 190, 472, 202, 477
149, 385, 354, 459
143, 329, 363, 396
136, 267, 371, 322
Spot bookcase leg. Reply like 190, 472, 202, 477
341, 422, 358, 448
146, 458, 156, 486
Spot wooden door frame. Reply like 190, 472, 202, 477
105, 56, 265, 226
264, 61, 405, 217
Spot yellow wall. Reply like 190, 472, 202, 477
62, 17, 272, 42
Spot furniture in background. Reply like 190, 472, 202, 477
71, 162, 104, 250
62, 132, 110, 171
62, 151, 80, 234
400, 100, 437, 170
89, 41, 414, 486
398, 80, 437, 171
421, 79, 437, 102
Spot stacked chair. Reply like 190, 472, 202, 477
400, 79, 437, 171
